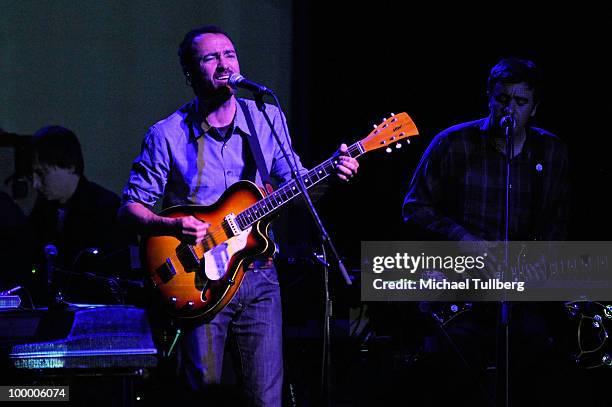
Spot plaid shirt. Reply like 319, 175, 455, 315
403, 117, 569, 241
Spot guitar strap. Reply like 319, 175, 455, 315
529, 130, 545, 240
237, 99, 275, 195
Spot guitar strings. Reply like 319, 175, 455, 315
173, 144, 363, 261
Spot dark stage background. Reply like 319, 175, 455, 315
289, 4, 612, 256
281, 6, 612, 404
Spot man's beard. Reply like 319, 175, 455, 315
195, 80, 233, 102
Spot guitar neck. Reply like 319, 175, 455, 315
234, 142, 364, 229
517, 255, 609, 279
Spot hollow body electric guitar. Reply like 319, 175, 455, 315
144, 113, 418, 319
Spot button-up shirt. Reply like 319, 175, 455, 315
122, 98, 305, 209
403, 117, 569, 241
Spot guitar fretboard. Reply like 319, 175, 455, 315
235, 143, 363, 230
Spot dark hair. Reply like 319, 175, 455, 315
32, 125, 84, 175
178, 25, 235, 84
487, 57, 541, 101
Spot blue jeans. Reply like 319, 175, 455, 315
177, 266, 283, 407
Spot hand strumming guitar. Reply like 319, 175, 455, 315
172, 216, 210, 245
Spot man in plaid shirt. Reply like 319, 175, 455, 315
402, 58, 571, 405
403, 58, 569, 242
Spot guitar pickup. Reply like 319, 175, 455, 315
223, 213, 241, 237
177, 243, 201, 271
154, 258, 177, 285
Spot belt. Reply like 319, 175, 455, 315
246, 257, 275, 270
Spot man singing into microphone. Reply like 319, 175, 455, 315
404, 57, 568, 242
402, 58, 569, 404
119, 25, 358, 406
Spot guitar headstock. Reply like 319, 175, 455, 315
359, 112, 419, 153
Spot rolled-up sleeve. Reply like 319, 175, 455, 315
121, 126, 170, 208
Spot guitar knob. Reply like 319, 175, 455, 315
603, 354, 612, 366
186, 301, 195, 308
385, 147, 392, 153
170, 297, 177, 304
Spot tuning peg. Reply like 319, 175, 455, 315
395, 143, 402, 149
406, 139, 411, 144
385, 147, 392, 153
373, 124, 377, 129
390, 113, 395, 116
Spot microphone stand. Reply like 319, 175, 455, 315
313, 245, 333, 407
250, 90, 350, 407
44, 244, 66, 307
496, 117, 513, 407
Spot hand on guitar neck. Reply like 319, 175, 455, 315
335, 143, 359, 182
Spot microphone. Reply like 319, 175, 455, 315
500, 115, 515, 130
228, 73, 274, 95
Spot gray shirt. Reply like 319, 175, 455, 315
122, 98, 305, 209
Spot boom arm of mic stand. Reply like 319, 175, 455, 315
252, 93, 352, 285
